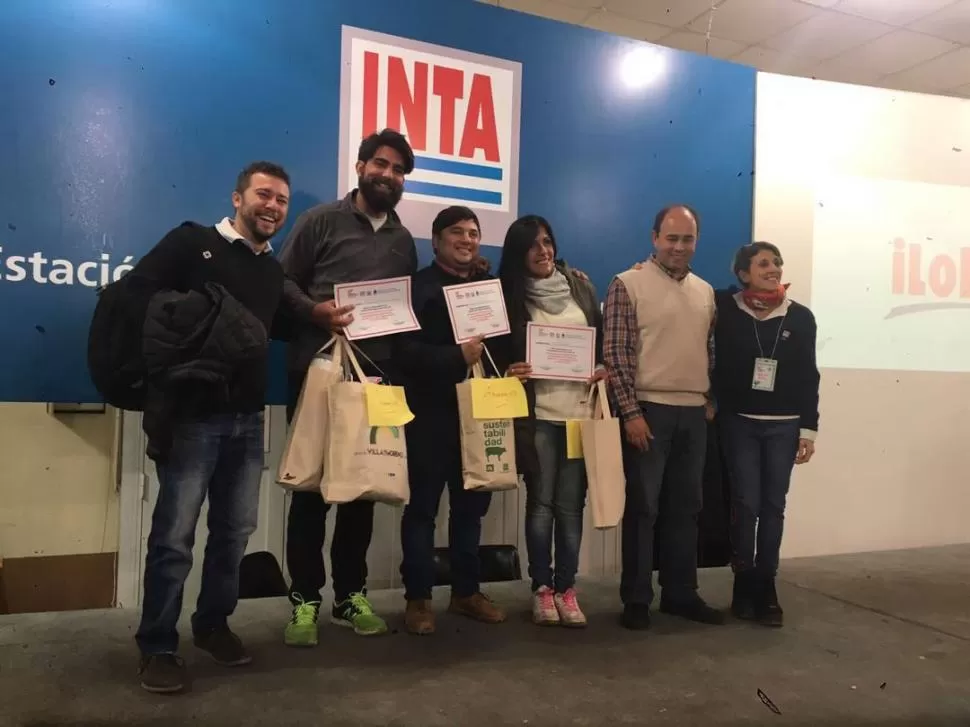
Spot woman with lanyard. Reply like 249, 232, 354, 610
712, 242, 820, 627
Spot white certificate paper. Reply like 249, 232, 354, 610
526, 323, 596, 382
333, 276, 420, 341
442, 279, 511, 343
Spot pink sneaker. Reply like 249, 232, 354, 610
532, 586, 560, 626
555, 588, 587, 628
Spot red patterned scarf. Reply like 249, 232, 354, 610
742, 283, 789, 311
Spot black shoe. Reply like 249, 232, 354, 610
731, 570, 758, 621
620, 604, 652, 630
193, 626, 253, 667
138, 653, 187, 694
755, 575, 784, 628
660, 594, 726, 625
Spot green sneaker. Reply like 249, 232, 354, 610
284, 595, 320, 647
331, 592, 387, 636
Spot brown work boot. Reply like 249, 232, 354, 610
448, 592, 506, 624
404, 599, 435, 635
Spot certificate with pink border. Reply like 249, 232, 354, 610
443, 279, 511, 343
334, 276, 420, 341
525, 322, 595, 381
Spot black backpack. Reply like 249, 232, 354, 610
86, 273, 155, 411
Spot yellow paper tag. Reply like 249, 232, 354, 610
566, 420, 584, 459
470, 377, 528, 420
364, 383, 415, 427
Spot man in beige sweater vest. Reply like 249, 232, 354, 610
603, 204, 725, 631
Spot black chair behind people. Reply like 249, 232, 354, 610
434, 544, 522, 586
238, 551, 288, 599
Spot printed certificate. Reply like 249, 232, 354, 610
333, 276, 420, 341
525, 322, 596, 381
443, 279, 511, 343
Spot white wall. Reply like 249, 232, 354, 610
0, 404, 118, 559
753, 72, 970, 558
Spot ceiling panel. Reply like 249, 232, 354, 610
476, 0, 970, 98
832, 0, 961, 27
658, 30, 748, 58
881, 47, 970, 91
730, 46, 818, 76
828, 29, 958, 76
685, 0, 818, 45
585, 10, 672, 41
910, 0, 970, 44
602, 0, 714, 27
761, 10, 893, 61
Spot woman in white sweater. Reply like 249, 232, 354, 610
497, 215, 606, 627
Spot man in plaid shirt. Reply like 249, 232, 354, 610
603, 204, 724, 631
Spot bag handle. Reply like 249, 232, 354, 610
312, 337, 338, 358
466, 360, 486, 381
465, 343, 501, 381
587, 378, 610, 420
335, 336, 369, 383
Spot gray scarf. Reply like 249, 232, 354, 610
525, 269, 572, 315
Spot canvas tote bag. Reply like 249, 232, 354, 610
581, 379, 625, 529
456, 361, 519, 492
320, 336, 410, 506
276, 337, 342, 491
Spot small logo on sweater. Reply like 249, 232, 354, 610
202, 250, 212, 259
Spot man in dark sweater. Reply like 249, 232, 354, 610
277, 129, 418, 644
128, 161, 293, 694
395, 205, 509, 635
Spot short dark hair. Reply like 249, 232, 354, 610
652, 204, 700, 236
431, 206, 480, 238
235, 161, 290, 195
732, 241, 783, 284
358, 128, 415, 175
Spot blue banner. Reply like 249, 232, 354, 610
0, 0, 755, 403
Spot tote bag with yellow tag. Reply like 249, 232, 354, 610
455, 360, 527, 492
320, 336, 412, 506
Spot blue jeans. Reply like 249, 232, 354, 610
720, 415, 800, 576
135, 412, 264, 655
621, 403, 707, 606
525, 421, 588, 592
400, 415, 492, 600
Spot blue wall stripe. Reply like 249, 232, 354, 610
406, 181, 503, 205
414, 155, 504, 181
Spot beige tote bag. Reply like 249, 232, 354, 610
456, 362, 519, 492
276, 337, 342, 491
581, 379, 625, 529
320, 337, 410, 506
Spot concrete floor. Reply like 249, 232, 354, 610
1, 545, 968, 727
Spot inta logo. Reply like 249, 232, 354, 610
338, 26, 522, 246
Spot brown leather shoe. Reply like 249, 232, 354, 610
405, 599, 435, 635
448, 593, 506, 624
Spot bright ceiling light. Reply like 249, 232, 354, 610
620, 46, 665, 90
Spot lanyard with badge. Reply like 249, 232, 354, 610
752, 314, 787, 392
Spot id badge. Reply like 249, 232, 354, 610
752, 358, 777, 392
